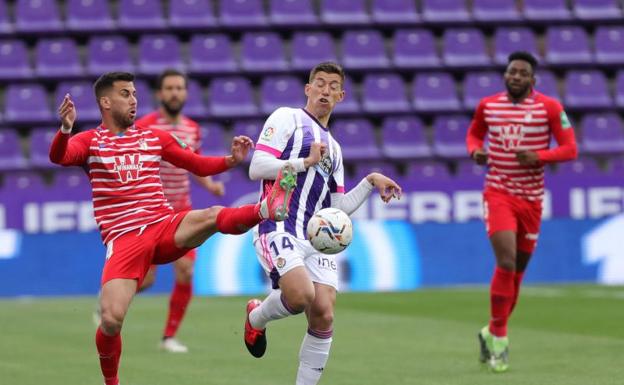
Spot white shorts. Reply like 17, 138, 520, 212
254, 231, 339, 290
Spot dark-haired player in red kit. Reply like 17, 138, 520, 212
466, 51, 577, 372
50, 71, 297, 385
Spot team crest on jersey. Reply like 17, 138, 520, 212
524, 111, 532, 123
138, 138, 148, 150
500, 124, 525, 151
315, 150, 333, 178
113, 154, 143, 183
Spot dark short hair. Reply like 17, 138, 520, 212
156, 68, 187, 90
93, 72, 135, 100
507, 51, 538, 73
308, 62, 345, 86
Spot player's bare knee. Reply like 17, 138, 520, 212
285, 287, 315, 312
100, 308, 124, 335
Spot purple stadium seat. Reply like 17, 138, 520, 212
573, 0, 622, 20
433, 115, 471, 158
49, 169, 91, 201
219, 0, 267, 27
232, 120, 263, 139
35, 38, 83, 78
332, 119, 381, 160
341, 30, 390, 70
168, 0, 216, 29
55, 82, 100, 122
443, 29, 490, 67
545, 26, 592, 65
28, 127, 56, 168
580, 113, 624, 154
320, 0, 370, 25
421, 0, 470, 22
392, 29, 440, 69
333, 75, 361, 115
138, 35, 184, 76
371, 0, 420, 24
463, 72, 503, 110
65, 0, 115, 32
269, 0, 318, 26
535, 70, 560, 100
616, 71, 624, 108
0, 0, 12, 34
362, 73, 410, 113
351, 162, 400, 188
4, 84, 52, 124
473, 0, 521, 21
381, 116, 431, 159
493, 28, 540, 65
564, 70, 613, 109
0, 40, 32, 80
595, 26, 624, 65
208, 77, 258, 118
554, 157, 602, 176
87, 36, 134, 76
607, 156, 624, 173
117, 0, 166, 31
133, 79, 156, 117
291, 32, 337, 71
404, 161, 452, 191
15, 0, 63, 33
240, 32, 288, 72
2, 173, 47, 208
412, 72, 461, 112
455, 159, 487, 180
183, 79, 207, 120
0, 130, 27, 170
188, 34, 237, 75
200, 123, 228, 156
260, 76, 305, 115
523, 0, 572, 21
191, 167, 259, 207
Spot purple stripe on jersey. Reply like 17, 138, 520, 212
283, 172, 306, 234
302, 172, 327, 232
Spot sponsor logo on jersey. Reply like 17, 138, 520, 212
171, 133, 188, 149
560, 111, 571, 129
113, 154, 143, 183
500, 124, 525, 151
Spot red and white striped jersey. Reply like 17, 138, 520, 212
49, 125, 229, 244
466, 91, 577, 201
136, 112, 201, 211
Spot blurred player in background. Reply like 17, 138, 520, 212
242, 62, 402, 385
50, 71, 296, 385
466, 52, 578, 372
134, 69, 225, 353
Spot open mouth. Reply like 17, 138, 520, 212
319, 98, 329, 104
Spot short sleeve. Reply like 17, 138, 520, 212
255, 107, 297, 158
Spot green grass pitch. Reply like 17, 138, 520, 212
1, 285, 623, 385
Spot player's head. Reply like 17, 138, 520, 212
504, 51, 537, 100
304, 62, 345, 121
156, 69, 187, 117
94, 72, 137, 127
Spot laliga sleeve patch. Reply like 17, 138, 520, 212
261, 126, 276, 140
560, 111, 571, 129
171, 133, 188, 149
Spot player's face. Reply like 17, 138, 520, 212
102, 81, 137, 128
304, 72, 345, 120
157, 75, 187, 116
504, 60, 535, 100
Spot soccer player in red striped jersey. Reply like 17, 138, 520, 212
466, 52, 578, 372
134, 69, 225, 353
50, 72, 297, 385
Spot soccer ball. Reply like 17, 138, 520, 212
306, 208, 353, 254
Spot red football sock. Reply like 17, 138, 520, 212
489, 266, 515, 337
215, 205, 261, 234
163, 281, 193, 338
96, 328, 122, 385
509, 271, 525, 315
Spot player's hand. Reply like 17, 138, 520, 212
58, 93, 76, 131
516, 150, 540, 166
207, 180, 225, 197
367, 173, 402, 203
227, 135, 254, 166
472, 148, 488, 165
304, 142, 327, 168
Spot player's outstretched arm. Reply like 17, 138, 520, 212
49, 94, 91, 166
331, 173, 402, 215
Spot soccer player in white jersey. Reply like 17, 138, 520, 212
50, 72, 296, 385
242, 62, 402, 385
134, 69, 225, 353
467, 52, 577, 372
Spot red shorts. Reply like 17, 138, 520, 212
483, 189, 542, 254
101, 211, 192, 287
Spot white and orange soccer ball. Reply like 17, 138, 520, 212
306, 208, 353, 254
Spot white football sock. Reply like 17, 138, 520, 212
296, 331, 332, 385
249, 289, 296, 329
